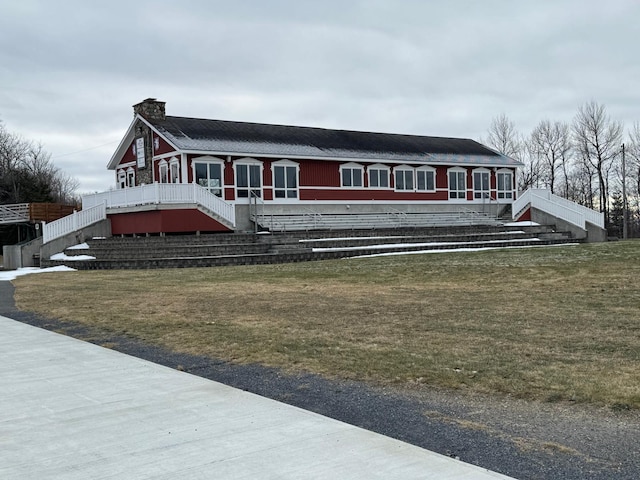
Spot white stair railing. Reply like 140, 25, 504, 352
513, 189, 604, 229
82, 183, 236, 227
43, 203, 107, 243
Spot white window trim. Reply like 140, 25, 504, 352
117, 169, 126, 189
272, 159, 300, 201
169, 156, 180, 183
496, 168, 514, 200
448, 168, 467, 200
339, 162, 364, 188
234, 157, 263, 199
192, 156, 226, 197
158, 159, 169, 184
393, 165, 414, 192
367, 163, 391, 189
473, 168, 491, 200
415, 166, 436, 192
126, 167, 135, 188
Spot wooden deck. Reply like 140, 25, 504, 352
0, 203, 76, 225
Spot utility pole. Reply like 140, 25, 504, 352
622, 143, 628, 239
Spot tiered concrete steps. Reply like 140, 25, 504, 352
254, 211, 503, 232
42, 224, 578, 270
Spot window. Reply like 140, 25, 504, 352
473, 169, 490, 199
449, 169, 467, 199
194, 159, 224, 196
340, 163, 363, 187
159, 160, 169, 183
235, 160, 262, 198
170, 157, 180, 183
394, 166, 414, 191
273, 161, 299, 199
117, 170, 126, 189
416, 167, 436, 192
126, 168, 135, 188
368, 165, 389, 188
497, 170, 513, 199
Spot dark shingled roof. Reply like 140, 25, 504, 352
146, 116, 521, 166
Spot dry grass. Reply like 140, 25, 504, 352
13, 240, 640, 409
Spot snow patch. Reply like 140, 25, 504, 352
0, 266, 77, 282
67, 242, 90, 250
503, 221, 540, 226
50, 253, 96, 261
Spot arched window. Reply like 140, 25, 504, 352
126, 167, 135, 188
497, 169, 514, 199
234, 158, 263, 198
158, 160, 169, 183
368, 164, 390, 189
272, 159, 299, 199
340, 162, 364, 188
193, 156, 225, 197
448, 168, 467, 199
169, 157, 180, 183
473, 168, 491, 199
394, 165, 414, 191
416, 166, 436, 192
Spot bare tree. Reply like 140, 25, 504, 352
627, 123, 640, 236
0, 121, 78, 204
529, 120, 571, 195
628, 122, 640, 199
572, 101, 623, 222
485, 113, 522, 158
483, 114, 540, 190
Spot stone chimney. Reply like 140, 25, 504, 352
133, 98, 166, 121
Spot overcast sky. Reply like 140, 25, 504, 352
1, 0, 639, 194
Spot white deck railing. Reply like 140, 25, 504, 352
43, 203, 107, 243
81, 183, 236, 227
0, 203, 29, 224
512, 189, 604, 229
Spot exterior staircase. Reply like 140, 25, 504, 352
41, 224, 578, 270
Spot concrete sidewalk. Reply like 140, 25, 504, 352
0, 315, 516, 479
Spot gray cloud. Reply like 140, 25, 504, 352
1, 0, 639, 193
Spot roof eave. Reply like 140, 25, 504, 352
107, 115, 182, 170
106, 117, 137, 170
173, 148, 521, 168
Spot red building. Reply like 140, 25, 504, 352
85, 98, 522, 235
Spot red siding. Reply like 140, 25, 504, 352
516, 207, 531, 222
300, 160, 340, 187
117, 139, 137, 166
300, 189, 448, 201
173, 154, 517, 204
152, 134, 175, 156
109, 209, 232, 235
435, 166, 449, 189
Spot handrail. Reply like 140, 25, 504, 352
481, 192, 497, 217
386, 207, 407, 227
82, 183, 236, 228
513, 188, 604, 229
43, 203, 107, 243
249, 190, 265, 233
302, 209, 322, 230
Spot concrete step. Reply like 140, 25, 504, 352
42, 231, 577, 270
255, 211, 505, 231
63, 243, 272, 260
